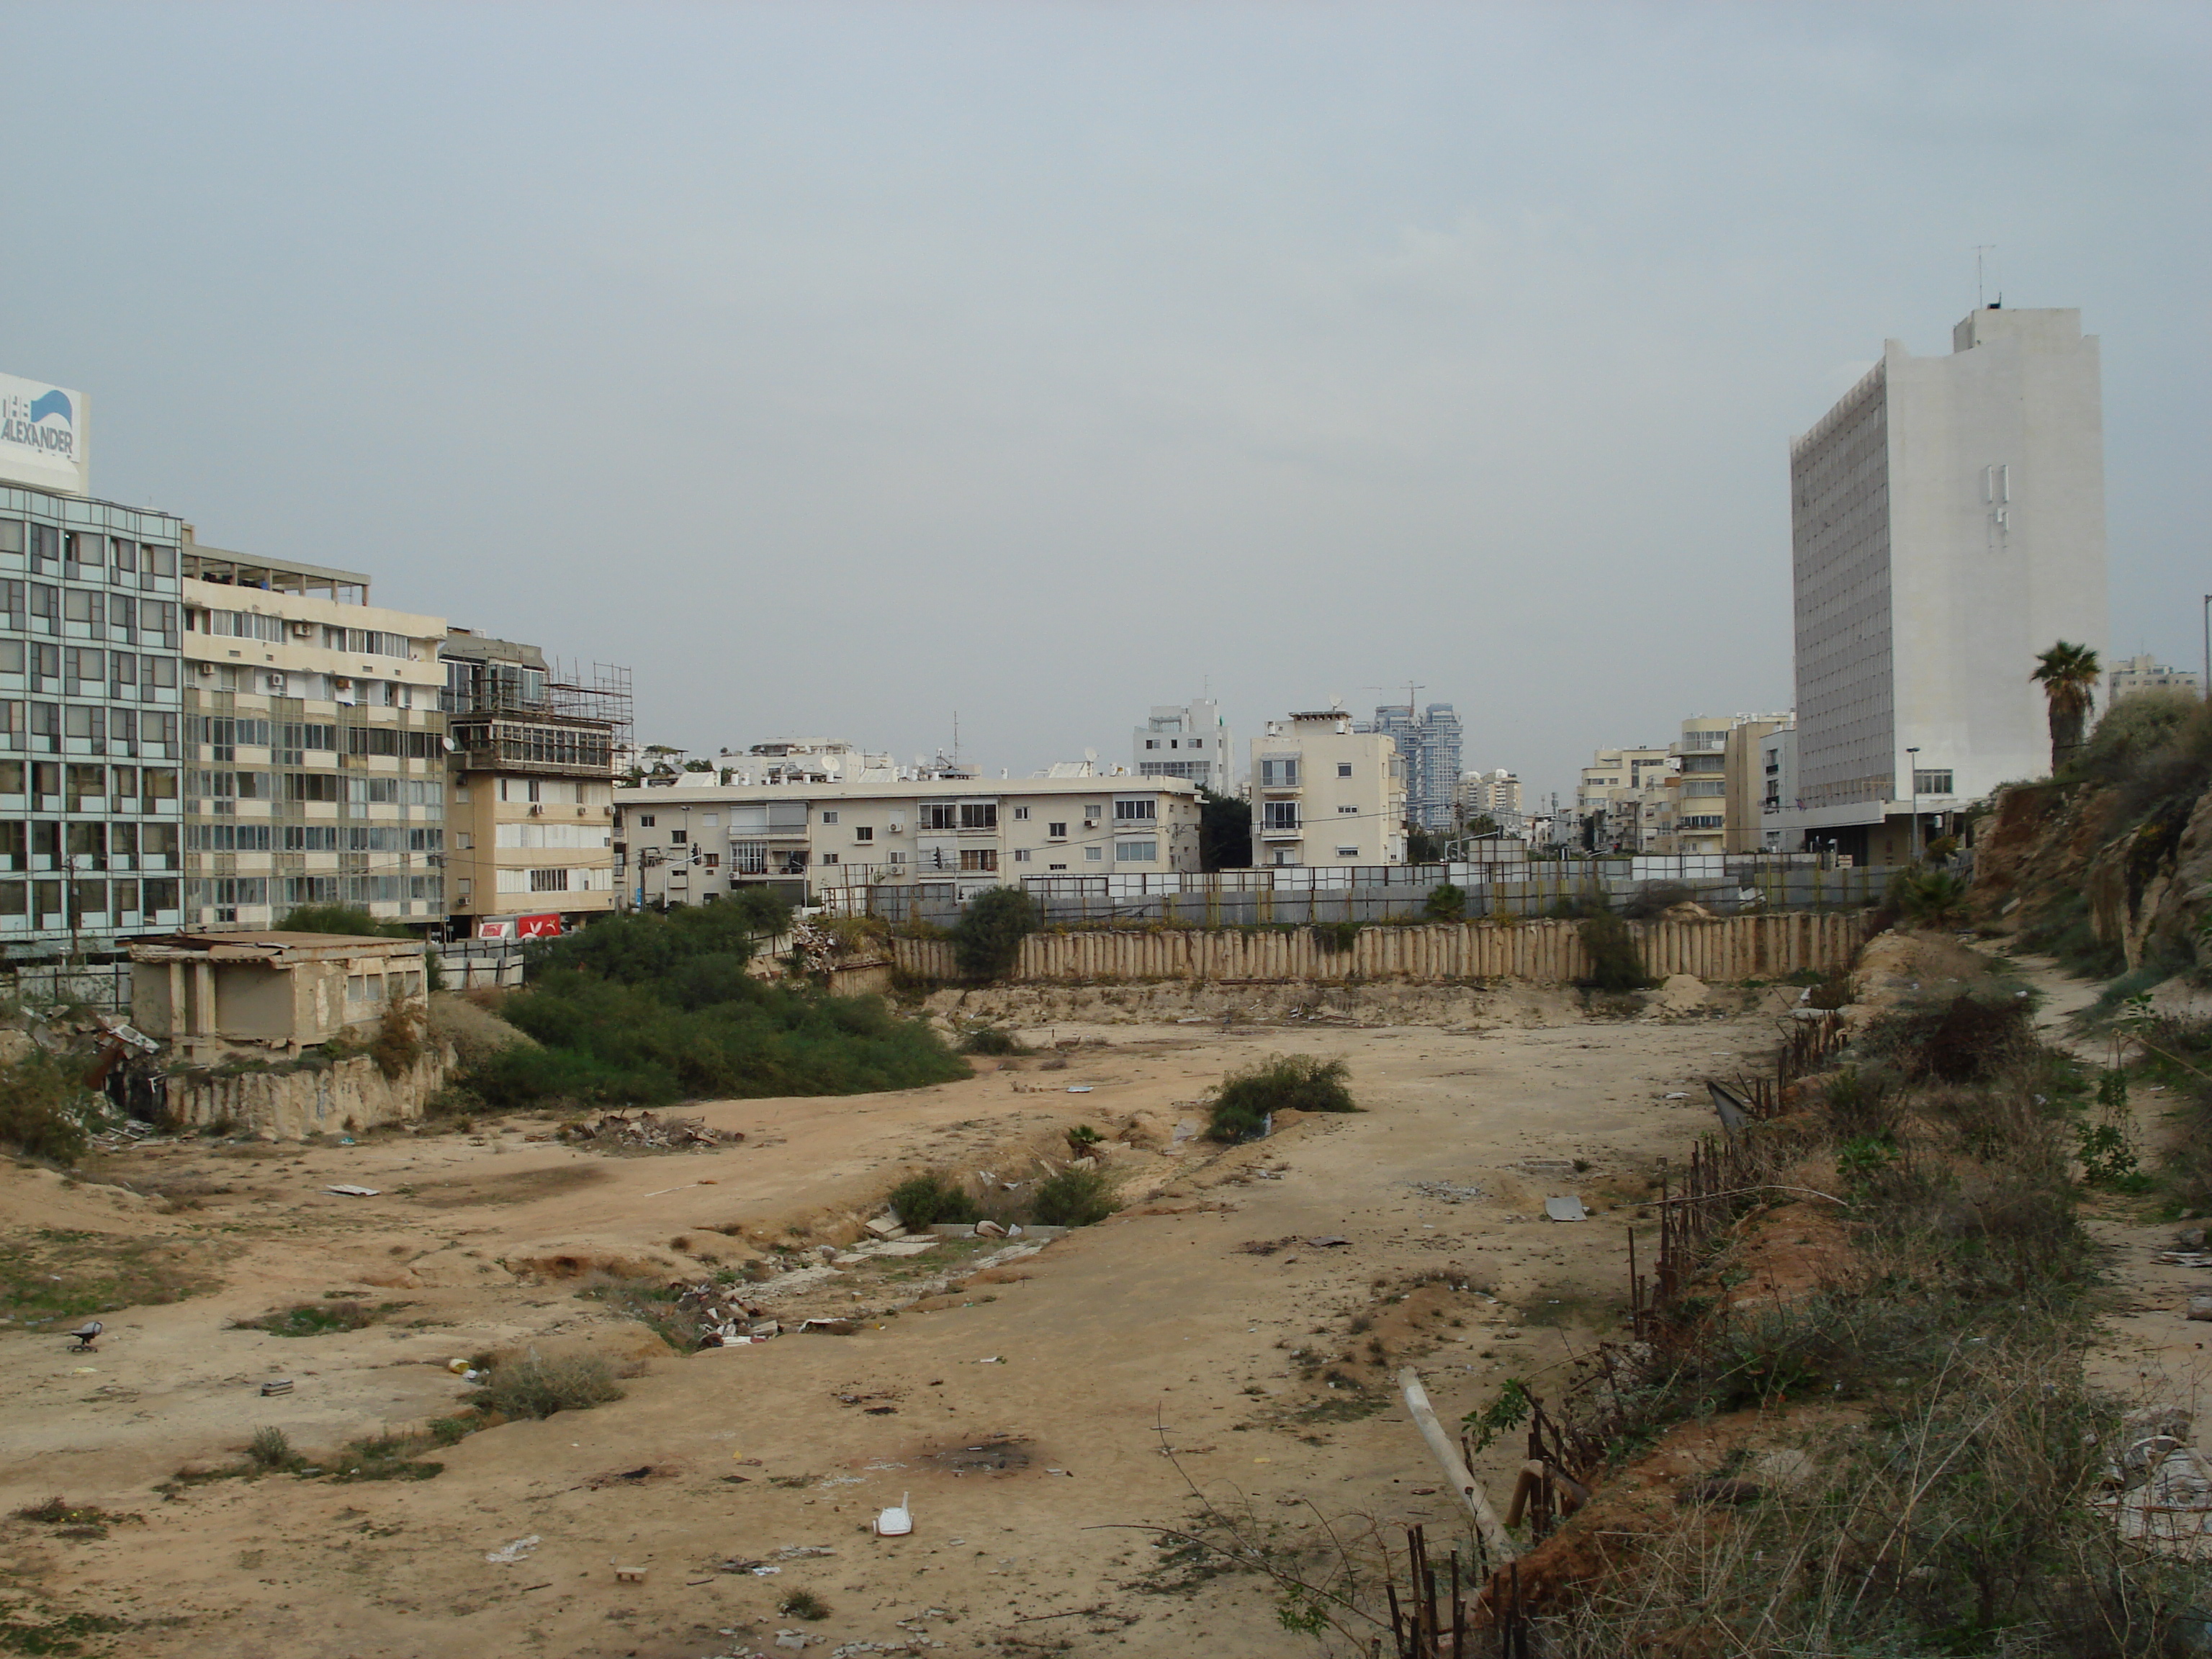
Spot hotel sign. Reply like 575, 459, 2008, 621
0, 373, 90, 495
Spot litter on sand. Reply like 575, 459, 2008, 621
323, 1184, 380, 1197
485, 1536, 541, 1565
1545, 1196, 1590, 1223
1065, 1086, 1093, 1094
874, 1493, 913, 1537
260, 1378, 295, 1396
1305, 1236, 1352, 1248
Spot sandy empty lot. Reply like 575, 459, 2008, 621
1, 984, 1795, 1657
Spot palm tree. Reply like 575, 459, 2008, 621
2030, 641, 2101, 771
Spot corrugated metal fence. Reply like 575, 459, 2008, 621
890, 911, 1866, 986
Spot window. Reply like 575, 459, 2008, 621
1084, 846, 1102, 861
1338, 804, 1358, 814
670, 829, 688, 844
637, 814, 655, 827
1337, 763, 1352, 778
889, 851, 906, 865
1112, 799, 1154, 822
1013, 848, 1031, 863
1012, 805, 1030, 819
1114, 840, 1157, 863
854, 825, 873, 842
1259, 757, 1298, 788
1262, 801, 1299, 831
1912, 769, 1954, 795
1336, 846, 1360, 859
731, 842, 769, 875
921, 802, 958, 830
821, 852, 839, 865
1144, 739, 1158, 749
958, 848, 997, 872
821, 810, 838, 824
1047, 822, 1067, 839
958, 803, 997, 830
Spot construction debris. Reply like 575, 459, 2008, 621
559, 1110, 743, 1152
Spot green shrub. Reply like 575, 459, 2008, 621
1031, 1167, 1118, 1227
886, 1172, 979, 1231
471, 1351, 624, 1420
958, 1026, 1026, 1056
780, 1590, 830, 1621
0, 1051, 94, 1162
458, 904, 965, 1110
1421, 884, 1467, 922
1578, 908, 1649, 992
246, 1426, 300, 1471
951, 886, 1037, 981
1894, 867, 1970, 928
1205, 1054, 1357, 1141
235, 1300, 379, 1337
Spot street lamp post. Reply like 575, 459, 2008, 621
1906, 747, 1921, 865
2202, 593, 2210, 703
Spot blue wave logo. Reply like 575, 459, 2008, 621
27, 390, 71, 428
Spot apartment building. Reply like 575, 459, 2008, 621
1249, 711, 1406, 868
1725, 715, 1794, 853
2107, 654, 2202, 707
1781, 306, 2107, 863
1574, 746, 1673, 851
1133, 698, 1234, 793
0, 466, 187, 952
614, 776, 1203, 907
439, 631, 624, 938
1757, 727, 1799, 850
179, 542, 447, 929
1362, 703, 1461, 832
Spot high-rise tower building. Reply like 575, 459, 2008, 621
1362, 703, 1460, 833
1779, 307, 2107, 863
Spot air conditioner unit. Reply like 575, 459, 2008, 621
333, 676, 352, 689
1083, 819, 1100, 829
194, 662, 216, 677
264, 675, 286, 693
288, 622, 313, 638
528, 804, 544, 817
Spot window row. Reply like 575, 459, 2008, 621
0, 583, 180, 642
188, 609, 416, 660
0, 523, 179, 587
0, 760, 177, 809
186, 770, 444, 807
453, 721, 611, 772
0, 643, 181, 696
493, 822, 609, 849
493, 866, 612, 894
0, 705, 183, 757
186, 824, 444, 853
187, 873, 444, 907
0, 820, 181, 871
0, 878, 181, 922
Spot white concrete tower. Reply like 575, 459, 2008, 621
1782, 307, 2108, 862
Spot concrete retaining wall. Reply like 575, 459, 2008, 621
162, 1049, 448, 1139
891, 912, 1866, 986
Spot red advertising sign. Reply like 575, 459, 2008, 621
476, 914, 564, 941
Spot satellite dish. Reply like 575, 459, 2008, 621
1329, 693, 1344, 709
1083, 747, 1097, 763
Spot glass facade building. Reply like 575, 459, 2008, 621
0, 485, 186, 954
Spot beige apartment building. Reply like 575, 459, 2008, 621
2107, 653, 2202, 707
439, 631, 622, 938
179, 541, 447, 930
1249, 711, 1407, 868
614, 775, 1203, 907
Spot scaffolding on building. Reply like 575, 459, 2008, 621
547, 660, 634, 746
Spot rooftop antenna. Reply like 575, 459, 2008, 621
1974, 244, 1998, 309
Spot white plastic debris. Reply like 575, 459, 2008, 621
323, 1184, 380, 1197
485, 1534, 540, 1565
1545, 1196, 1590, 1223
875, 1492, 913, 1537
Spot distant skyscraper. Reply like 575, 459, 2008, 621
1362, 703, 1461, 832
1780, 307, 2107, 864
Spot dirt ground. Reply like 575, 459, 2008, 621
0, 977, 1838, 1658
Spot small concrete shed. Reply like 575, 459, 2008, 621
129, 932, 428, 1062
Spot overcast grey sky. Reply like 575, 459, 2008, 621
9, 2, 2206, 803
